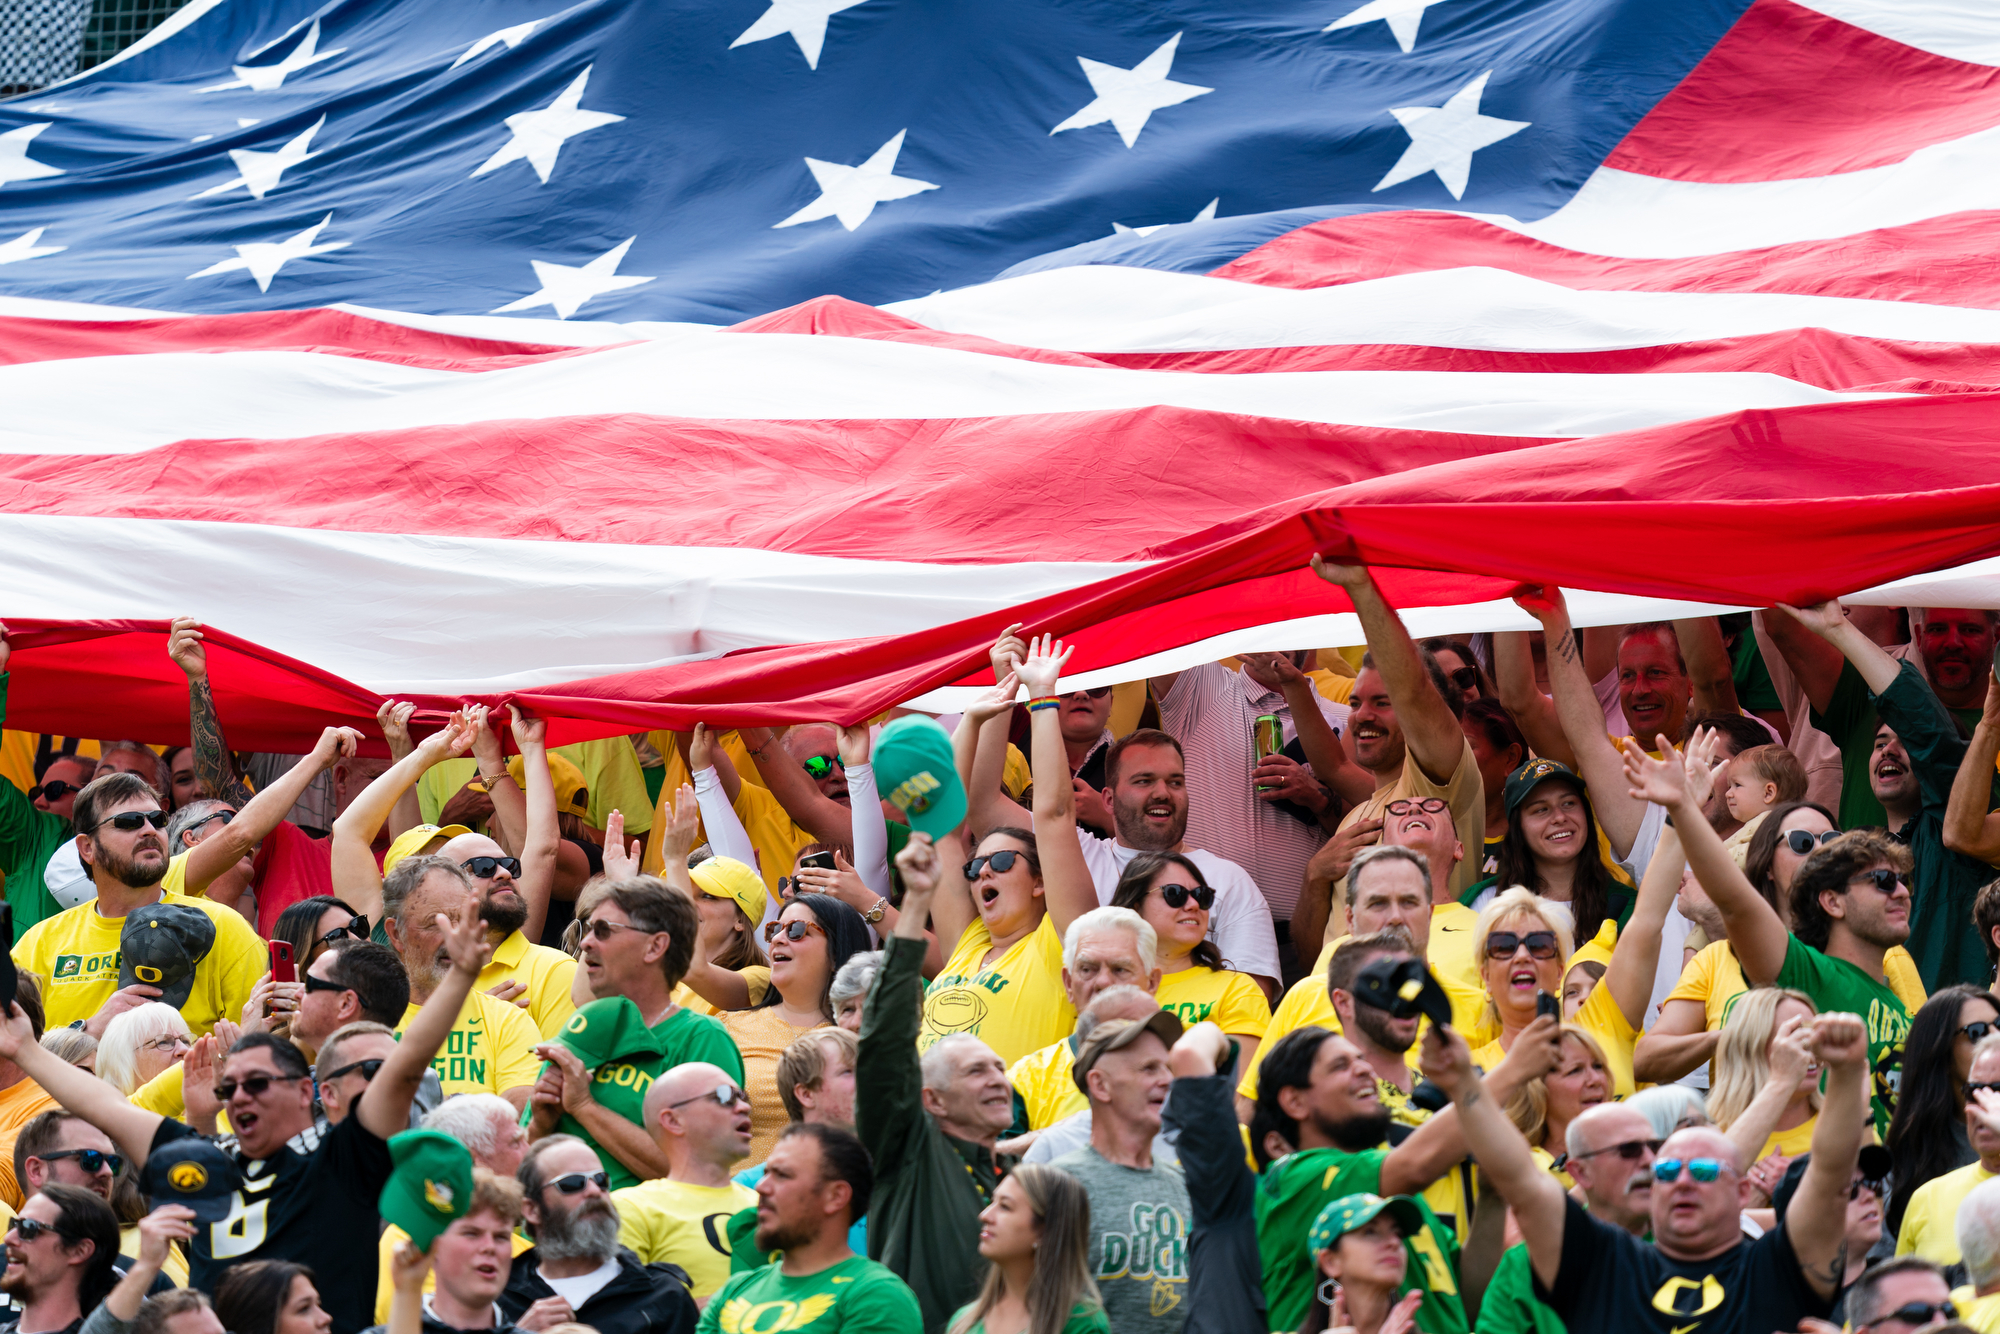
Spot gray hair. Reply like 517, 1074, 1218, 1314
1625, 1085, 1710, 1141
97, 1003, 192, 1096
1062, 906, 1157, 975
97, 741, 164, 791
1846, 1258, 1948, 1328
1075, 986, 1158, 1045
1961, 1176, 2000, 1290
1349, 845, 1431, 901
919, 1033, 992, 1093
423, 1094, 521, 1165
314, 1020, 394, 1081
830, 950, 884, 1009
166, 799, 234, 855
381, 854, 473, 924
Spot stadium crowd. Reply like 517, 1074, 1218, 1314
0, 564, 1997, 1334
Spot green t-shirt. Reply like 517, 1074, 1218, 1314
1473, 1244, 1564, 1334
952, 1301, 1110, 1334
1775, 934, 1913, 1135
699, 1254, 921, 1334
1812, 661, 1982, 834
1254, 1147, 1468, 1334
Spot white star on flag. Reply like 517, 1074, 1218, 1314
0, 124, 64, 188
186, 214, 349, 291
0, 227, 63, 265
472, 67, 624, 185
1113, 197, 1218, 236
452, 18, 543, 70
774, 129, 937, 232
730, 0, 872, 70
1373, 70, 1528, 199
193, 116, 327, 200
199, 19, 345, 93
1324, 0, 1455, 53
1050, 33, 1212, 149
492, 237, 654, 319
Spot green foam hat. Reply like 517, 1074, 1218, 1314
874, 716, 967, 838
380, 1129, 474, 1250
557, 996, 668, 1068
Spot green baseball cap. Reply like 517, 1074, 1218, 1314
1502, 757, 1588, 817
1308, 1193, 1425, 1254
874, 716, 966, 838
557, 997, 667, 1069
380, 1129, 474, 1250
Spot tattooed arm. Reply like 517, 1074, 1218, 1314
168, 617, 255, 807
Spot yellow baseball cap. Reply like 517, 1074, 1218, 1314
382, 823, 472, 874
690, 856, 767, 925
502, 753, 589, 819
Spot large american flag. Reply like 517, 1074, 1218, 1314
1, 0, 1997, 746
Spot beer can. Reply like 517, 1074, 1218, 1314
1254, 713, 1284, 769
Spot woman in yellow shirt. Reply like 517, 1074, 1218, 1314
1109, 852, 1270, 1072
1706, 987, 1823, 1165
674, 856, 771, 1016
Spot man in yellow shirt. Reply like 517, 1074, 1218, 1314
1900, 1038, 2000, 1266
1007, 906, 1161, 1132
14, 773, 267, 1040
611, 1061, 757, 1303
384, 855, 541, 1108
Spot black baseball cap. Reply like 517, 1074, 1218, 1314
1772, 1144, 1892, 1223
1503, 758, 1589, 817
141, 1138, 243, 1224
118, 904, 217, 1009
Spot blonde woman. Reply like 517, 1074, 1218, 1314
96, 1002, 193, 1096
949, 1164, 1107, 1334
1707, 987, 1824, 1177
1509, 1026, 1614, 1176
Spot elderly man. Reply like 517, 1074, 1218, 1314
610, 1063, 755, 1304
1426, 1003, 1868, 1334
1020, 986, 1176, 1167
861, 834, 1018, 1333
1008, 906, 1162, 1132
1844, 1258, 1959, 1334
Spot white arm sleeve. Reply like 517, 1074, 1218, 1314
690, 765, 760, 870
843, 762, 892, 898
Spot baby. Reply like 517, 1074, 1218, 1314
1721, 744, 1809, 865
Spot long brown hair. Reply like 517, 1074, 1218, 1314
948, 1165, 1102, 1334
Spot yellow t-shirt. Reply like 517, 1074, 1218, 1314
717, 1007, 829, 1169
394, 988, 542, 1098
376, 1223, 531, 1322
674, 967, 773, 1017
1156, 966, 1273, 1037
1667, 940, 1926, 1030
477, 931, 579, 1041
1009, 1038, 1085, 1131
923, 913, 1075, 1067
1570, 975, 1639, 1099
1757, 1115, 1817, 1161
419, 738, 654, 835
1335, 737, 1485, 902
15, 891, 266, 1037
612, 1177, 759, 1301
0, 1078, 58, 1209
1898, 1159, 2000, 1265
1952, 1286, 2000, 1334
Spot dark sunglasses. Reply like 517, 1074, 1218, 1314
1963, 1021, 1998, 1044
182, 810, 235, 840
582, 919, 656, 942
38, 1148, 122, 1176
1569, 1137, 1661, 1163
9, 1218, 74, 1244
30, 779, 85, 803
667, 1083, 749, 1111
320, 1058, 383, 1083
801, 755, 845, 780
964, 850, 1026, 879
461, 855, 522, 880
303, 972, 350, 994
1447, 666, 1480, 692
1652, 1157, 1727, 1184
1853, 867, 1905, 894
548, 1171, 609, 1196
1485, 930, 1559, 960
1385, 797, 1448, 817
1851, 1176, 1888, 1201
214, 1073, 299, 1102
1062, 687, 1113, 700
317, 916, 369, 947
1784, 828, 1841, 856
1863, 1301, 1958, 1329
103, 810, 168, 832
1967, 1081, 2000, 1098
764, 919, 828, 944
1154, 883, 1215, 911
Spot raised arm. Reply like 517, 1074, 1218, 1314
839, 723, 893, 897
167, 617, 256, 808
507, 706, 561, 944
329, 708, 480, 923
1380, 1009, 1561, 1198
1598, 822, 1680, 1031
686, 725, 760, 868
1944, 678, 2000, 866
0, 1002, 166, 1167
467, 710, 528, 854
958, 626, 1030, 838
376, 701, 423, 839
182, 726, 360, 899
1674, 616, 1743, 718
1622, 732, 1791, 985
357, 880, 494, 1140
1517, 588, 1642, 858
737, 726, 853, 851
1787, 1013, 1871, 1300
1494, 629, 1577, 771
1020, 636, 1102, 938
1241, 652, 1371, 811
1310, 558, 1463, 784
1760, 603, 1850, 715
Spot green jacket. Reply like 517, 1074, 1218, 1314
0, 674, 74, 931
855, 934, 1010, 1334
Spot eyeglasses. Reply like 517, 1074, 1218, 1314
1485, 931, 1559, 960
1967, 1081, 2000, 1098
801, 755, 845, 780
1851, 1177, 1888, 1201
1153, 883, 1215, 911
1652, 1157, 1729, 1184
461, 856, 522, 880
1861, 1301, 1959, 1329
582, 919, 659, 942
320, 1058, 383, 1083
9, 1218, 74, 1244
667, 1083, 749, 1111
1385, 798, 1448, 817
1963, 1022, 1998, 1044
764, 919, 828, 944
138, 1034, 190, 1055
963, 850, 1026, 879
30, 779, 84, 803
1062, 687, 1113, 701
1569, 1137, 1662, 1163
303, 972, 350, 994
547, 1171, 609, 1196
317, 916, 369, 947
1784, 829, 1841, 856
1853, 867, 1905, 894
37, 1149, 123, 1176
1447, 666, 1480, 692
214, 1073, 299, 1102
102, 810, 168, 832
181, 810, 234, 840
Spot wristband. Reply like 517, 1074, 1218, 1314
1027, 697, 1060, 712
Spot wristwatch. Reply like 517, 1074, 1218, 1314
863, 898, 889, 924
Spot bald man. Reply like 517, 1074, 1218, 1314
609, 1062, 756, 1304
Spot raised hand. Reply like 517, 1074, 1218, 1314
1512, 583, 1567, 625
1493, 1013, 1563, 1085
895, 831, 941, 902
439, 884, 495, 978
508, 703, 546, 751
1767, 1012, 1817, 1091
1240, 651, 1306, 693
658, 785, 700, 863
1681, 726, 1722, 810
1416, 1022, 1478, 1099
795, 849, 868, 908
182, 1033, 223, 1124
837, 722, 873, 768
989, 623, 1027, 683
1806, 1011, 1868, 1071
167, 616, 208, 681
1622, 734, 1689, 809
390, 1237, 433, 1292
310, 726, 363, 771
1308, 553, 1371, 592
964, 670, 1022, 726
1015, 633, 1076, 700
1772, 599, 1849, 639
602, 809, 642, 880
417, 708, 483, 763
136, 1205, 197, 1268
689, 722, 715, 772
469, 705, 507, 770
377, 700, 417, 761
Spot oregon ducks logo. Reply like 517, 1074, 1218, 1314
167, 1161, 207, 1192
889, 772, 940, 816
922, 987, 987, 1040
1650, 1275, 1724, 1318
135, 965, 164, 983
424, 1179, 454, 1213
565, 1012, 589, 1036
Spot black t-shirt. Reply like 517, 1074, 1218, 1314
1534, 1196, 1833, 1334
151, 1113, 393, 1334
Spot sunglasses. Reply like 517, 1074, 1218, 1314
964, 850, 1026, 879
1154, 883, 1215, 911
461, 856, 522, 880
1968, 1081, 2000, 1098
548, 1171, 609, 1196
181, 810, 235, 840
1447, 666, 1480, 692
38, 1148, 123, 1176
1853, 867, 1905, 894
102, 810, 168, 832
1863, 1301, 1959, 1329
1385, 797, 1448, 817
9, 1218, 74, 1244
1963, 1022, 1998, 1044
317, 916, 370, 947
1784, 828, 1841, 856
667, 1083, 750, 1111
764, 919, 828, 944
214, 1073, 299, 1102
30, 779, 85, 803
1851, 1176, 1888, 1201
1063, 687, 1113, 701
801, 755, 846, 780
1485, 930, 1559, 960
1569, 1137, 1662, 1163
582, 919, 658, 942
303, 972, 351, 994
1652, 1157, 1728, 1184
321, 1058, 383, 1083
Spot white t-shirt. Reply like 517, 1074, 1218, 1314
1074, 829, 1281, 987
539, 1257, 621, 1309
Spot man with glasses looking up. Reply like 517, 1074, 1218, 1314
0, 870, 494, 1333
610, 1063, 755, 1305
502, 1136, 698, 1334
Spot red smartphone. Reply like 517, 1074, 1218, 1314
269, 940, 296, 984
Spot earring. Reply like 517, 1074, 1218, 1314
1318, 1278, 1340, 1307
